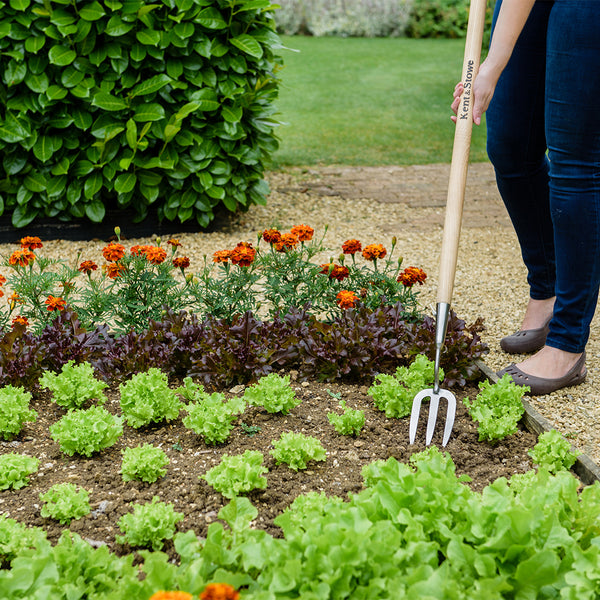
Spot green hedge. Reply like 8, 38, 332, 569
406, 0, 496, 44
0, 0, 282, 228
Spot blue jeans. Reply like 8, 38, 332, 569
486, 0, 600, 353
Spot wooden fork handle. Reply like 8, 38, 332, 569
437, 0, 487, 305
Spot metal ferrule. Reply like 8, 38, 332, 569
433, 302, 450, 394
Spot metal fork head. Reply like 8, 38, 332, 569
409, 388, 457, 447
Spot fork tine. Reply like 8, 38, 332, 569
409, 389, 427, 444
425, 393, 440, 445
442, 392, 457, 447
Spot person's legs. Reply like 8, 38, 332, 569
511, 0, 600, 384
486, 0, 555, 326
544, 0, 600, 353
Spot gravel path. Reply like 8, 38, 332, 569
2, 163, 598, 463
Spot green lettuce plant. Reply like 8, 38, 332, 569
201, 450, 268, 498
116, 497, 184, 550
40, 483, 91, 525
181, 381, 246, 445
369, 354, 442, 418
121, 444, 169, 484
528, 429, 578, 474
49, 405, 123, 457
464, 374, 527, 442
243, 373, 301, 414
0, 515, 47, 565
327, 400, 365, 437
119, 368, 181, 428
270, 432, 326, 471
39, 360, 108, 410
0, 384, 37, 440
0, 453, 39, 490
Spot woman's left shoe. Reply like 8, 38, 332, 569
497, 352, 587, 395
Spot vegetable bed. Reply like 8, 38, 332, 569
1, 375, 538, 560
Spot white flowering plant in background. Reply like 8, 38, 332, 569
275, 0, 414, 37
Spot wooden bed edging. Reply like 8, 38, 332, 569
475, 359, 600, 486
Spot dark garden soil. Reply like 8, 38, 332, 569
1, 373, 539, 562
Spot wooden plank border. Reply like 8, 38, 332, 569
475, 359, 600, 486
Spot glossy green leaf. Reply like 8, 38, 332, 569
24, 172, 46, 193
173, 22, 194, 39
48, 45, 77, 66
137, 170, 162, 186
133, 103, 165, 122
46, 85, 69, 100
4, 61, 27, 86
190, 88, 219, 111
24, 72, 49, 93
46, 175, 67, 198
24, 36, 45, 54
79, 1, 106, 21
84, 171, 103, 199
51, 157, 71, 176
139, 183, 159, 204
72, 160, 94, 176
72, 108, 93, 130
114, 172, 137, 193
0, 116, 30, 143
222, 104, 243, 123
4, 154, 27, 175
16, 185, 33, 205
196, 7, 227, 29
230, 34, 263, 59
9, 0, 30, 10
125, 119, 137, 149
130, 74, 171, 98
12, 204, 38, 228
136, 29, 160, 46
60, 67, 85, 88
92, 92, 128, 111
33, 136, 55, 162
85, 200, 105, 222
130, 44, 146, 62
105, 15, 135, 36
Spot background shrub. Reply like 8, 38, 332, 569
0, 0, 282, 229
275, 0, 495, 43
276, 0, 413, 37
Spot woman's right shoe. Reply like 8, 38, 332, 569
499, 317, 551, 354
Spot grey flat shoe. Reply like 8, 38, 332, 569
499, 317, 551, 354
497, 352, 587, 395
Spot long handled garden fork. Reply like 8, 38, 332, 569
409, 0, 487, 447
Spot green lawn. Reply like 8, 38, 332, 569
272, 36, 488, 166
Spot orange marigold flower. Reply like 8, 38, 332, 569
144, 246, 167, 265
397, 266, 427, 287
45, 295, 66, 312
230, 242, 256, 267
149, 592, 193, 600
130, 245, 153, 257
167, 239, 182, 248
9, 249, 36, 267
8, 292, 20, 307
0, 274, 6, 286
173, 257, 190, 269
290, 224, 314, 242
103, 262, 125, 279
213, 250, 232, 263
20, 236, 43, 250
200, 583, 240, 600
342, 239, 362, 255
320, 263, 350, 282
11, 315, 28, 328
0, 288, 3, 298
102, 242, 125, 262
78, 260, 98, 275
336, 290, 358, 309
362, 244, 387, 261
274, 233, 299, 252
262, 228, 282, 244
